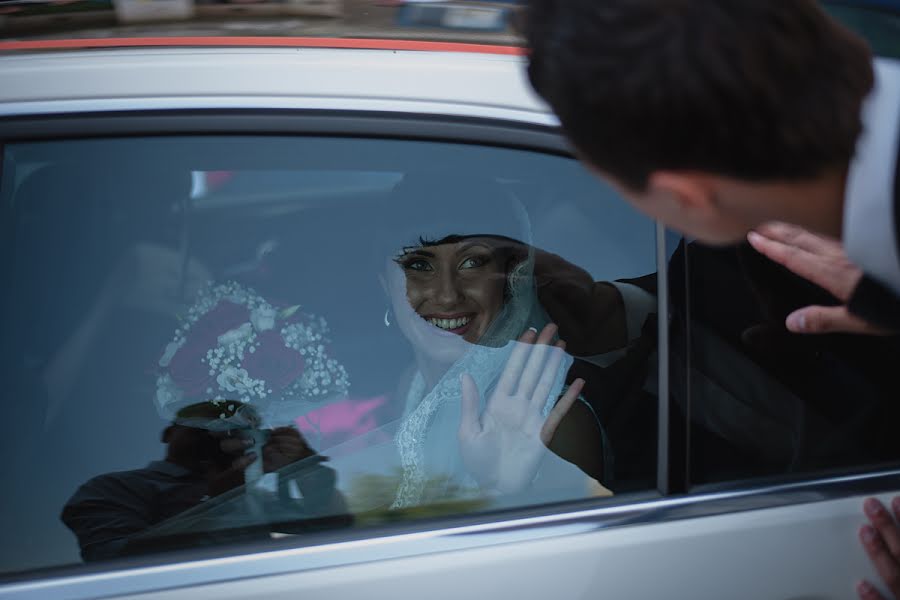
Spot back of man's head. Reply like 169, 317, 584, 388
524, 0, 874, 191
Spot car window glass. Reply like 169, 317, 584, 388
669, 239, 900, 488
0, 135, 659, 575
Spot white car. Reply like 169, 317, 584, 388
0, 3, 899, 599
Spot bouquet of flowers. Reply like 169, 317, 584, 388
155, 280, 350, 430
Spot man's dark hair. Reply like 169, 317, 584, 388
524, 0, 875, 190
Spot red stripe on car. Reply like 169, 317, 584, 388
0, 36, 524, 54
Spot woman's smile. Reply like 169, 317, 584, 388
422, 312, 475, 335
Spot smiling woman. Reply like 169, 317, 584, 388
367, 173, 603, 508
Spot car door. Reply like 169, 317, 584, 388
0, 103, 896, 600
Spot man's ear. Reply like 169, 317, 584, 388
646, 171, 717, 216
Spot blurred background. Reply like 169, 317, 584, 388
3, 1, 898, 57
0, 0, 522, 44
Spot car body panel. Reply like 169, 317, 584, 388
0, 46, 554, 125
129, 495, 879, 600
3, 484, 895, 600
0, 37, 525, 53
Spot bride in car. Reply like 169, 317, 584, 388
141, 173, 607, 541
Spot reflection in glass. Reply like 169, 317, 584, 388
672, 241, 900, 486
0, 137, 658, 573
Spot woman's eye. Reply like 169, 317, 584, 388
404, 258, 432, 272
460, 256, 487, 269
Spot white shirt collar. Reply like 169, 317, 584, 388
843, 57, 900, 296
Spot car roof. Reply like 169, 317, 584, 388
0, 41, 557, 125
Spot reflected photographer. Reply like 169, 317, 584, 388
61, 403, 338, 562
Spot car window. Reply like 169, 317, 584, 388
670, 239, 900, 488
0, 135, 659, 574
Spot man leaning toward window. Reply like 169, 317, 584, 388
521, 1, 900, 597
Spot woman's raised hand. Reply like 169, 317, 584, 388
457, 323, 584, 494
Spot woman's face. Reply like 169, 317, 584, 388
385, 238, 508, 363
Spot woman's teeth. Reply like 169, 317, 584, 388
428, 316, 471, 331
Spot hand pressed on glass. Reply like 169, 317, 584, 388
458, 323, 584, 495
858, 497, 900, 600
747, 223, 893, 335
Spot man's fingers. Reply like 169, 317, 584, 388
540, 378, 583, 445
219, 436, 253, 455
496, 328, 538, 395
268, 437, 306, 455
232, 452, 256, 470
858, 580, 889, 600
754, 221, 844, 258
786, 306, 890, 335
263, 438, 307, 461
747, 230, 850, 298
268, 427, 310, 452
270, 426, 302, 439
860, 524, 900, 599
748, 224, 865, 301
207, 452, 255, 496
866, 499, 900, 560
458, 373, 482, 438
891, 497, 900, 528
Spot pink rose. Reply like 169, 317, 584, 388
242, 330, 305, 393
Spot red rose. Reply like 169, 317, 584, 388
242, 330, 305, 393
188, 301, 247, 347
168, 342, 214, 396
168, 301, 248, 397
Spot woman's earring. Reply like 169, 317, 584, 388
384, 308, 392, 327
